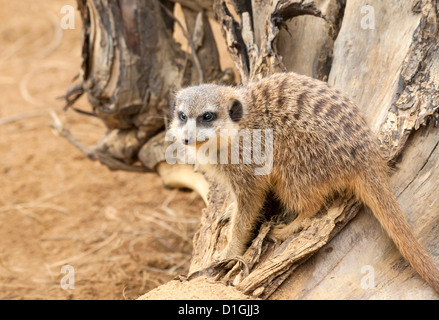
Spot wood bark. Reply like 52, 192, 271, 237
58, 0, 230, 172
61, 0, 439, 299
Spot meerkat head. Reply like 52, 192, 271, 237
169, 84, 245, 150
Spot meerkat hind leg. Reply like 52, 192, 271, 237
270, 215, 306, 242
269, 193, 325, 242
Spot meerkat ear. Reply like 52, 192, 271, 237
229, 99, 243, 122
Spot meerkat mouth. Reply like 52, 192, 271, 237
194, 140, 207, 149
184, 134, 221, 150
181, 139, 213, 152
195, 138, 220, 150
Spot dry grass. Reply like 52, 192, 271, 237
0, 0, 205, 299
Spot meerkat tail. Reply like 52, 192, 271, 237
355, 171, 439, 293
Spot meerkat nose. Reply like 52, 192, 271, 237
183, 138, 190, 145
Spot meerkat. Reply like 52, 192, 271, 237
168, 72, 439, 293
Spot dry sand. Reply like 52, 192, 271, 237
0, 0, 208, 300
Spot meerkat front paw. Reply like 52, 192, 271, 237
215, 247, 238, 262
215, 241, 245, 263
214, 245, 246, 271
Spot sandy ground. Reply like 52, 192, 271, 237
0, 0, 207, 300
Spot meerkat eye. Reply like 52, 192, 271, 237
202, 112, 216, 122
178, 112, 187, 122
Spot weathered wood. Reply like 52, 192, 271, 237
276, 0, 343, 80
328, 0, 421, 134
236, 200, 362, 299
62, 0, 227, 170
214, 0, 325, 83
376, 0, 439, 161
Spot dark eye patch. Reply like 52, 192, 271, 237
229, 100, 243, 122
202, 112, 216, 122
178, 111, 187, 122
197, 112, 217, 125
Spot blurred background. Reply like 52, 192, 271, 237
0, 0, 207, 299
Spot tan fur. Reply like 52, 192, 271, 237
170, 72, 439, 293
